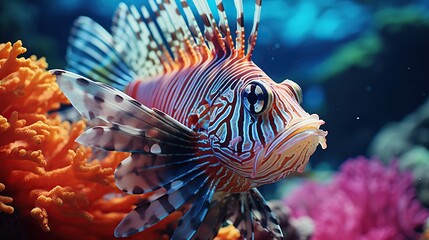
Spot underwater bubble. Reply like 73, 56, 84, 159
366, 85, 373, 92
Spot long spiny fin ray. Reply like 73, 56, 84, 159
192, 0, 215, 51
116, 153, 212, 172
180, 0, 206, 48
246, 0, 262, 59
248, 188, 283, 239
226, 190, 283, 240
191, 193, 230, 240
215, 0, 235, 50
236, 193, 254, 240
130, 4, 166, 76
114, 2, 177, 74
150, 0, 178, 60
234, 0, 245, 57
140, 6, 176, 71
52, 70, 196, 141
164, 0, 198, 65
171, 181, 217, 240
115, 155, 210, 194
194, 0, 226, 54
112, 4, 148, 76
77, 125, 200, 153
66, 17, 134, 90
114, 173, 211, 237
158, 0, 184, 60
162, 0, 193, 66
66, 0, 262, 90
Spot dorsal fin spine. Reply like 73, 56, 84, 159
193, 0, 226, 55
112, 4, 145, 75
234, 0, 245, 57
66, 0, 263, 92
141, 6, 176, 72
192, 0, 215, 51
167, 0, 199, 63
163, 0, 195, 67
246, 0, 262, 59
128, 5, 162, 76
179, 0, 211, 59
198, 0, 226, 54
150, 0, 178, 59
215, 0, 235, 50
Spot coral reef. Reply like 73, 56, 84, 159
214, 225, 241, 240
0, 41, 181, 239
285, 157, 428, 240
0, 40, 253, 240
370, 97, 429, 206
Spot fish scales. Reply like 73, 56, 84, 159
52, 0, 327, 239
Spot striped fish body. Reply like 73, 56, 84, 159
52, 1, 327, 239
125, 54, 245, 124
126, 58, 309, 192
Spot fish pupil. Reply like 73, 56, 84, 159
248, 91, 258, 105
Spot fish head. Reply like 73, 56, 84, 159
208, 68, 327, 185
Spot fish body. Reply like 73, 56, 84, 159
52, 0, 327, 239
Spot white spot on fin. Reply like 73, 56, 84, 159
150, 144, 161, 154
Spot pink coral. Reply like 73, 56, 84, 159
285, 157, 429, 240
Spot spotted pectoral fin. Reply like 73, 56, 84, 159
114, 172, 214, 237
52, 70, 197, 144
228, 189, 283, 240
52, 69, 222, 238
248, 188, 283, 239
190, 193, 231, 240
232, 194, 255, 240
114, 154, 211, 194
170, 181, 216, 240
76, 125, 198, 154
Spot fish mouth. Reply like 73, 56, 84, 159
266, 114, 327, 154
251, 114, 327, 181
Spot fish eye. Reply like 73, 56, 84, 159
242, 81, 273, 115
283, 80, 302, 104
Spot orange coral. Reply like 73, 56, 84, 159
0, 41, 182, 239
0, 40, 244, 240
215, 225, 241, 240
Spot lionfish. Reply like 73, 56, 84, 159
51, 0, 327, 239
